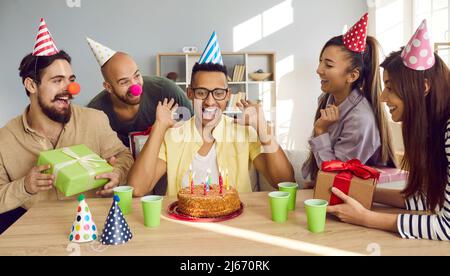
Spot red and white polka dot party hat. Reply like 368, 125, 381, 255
69, 194, 98, 243
401, 20, 435, 71
343, 13, 369, 53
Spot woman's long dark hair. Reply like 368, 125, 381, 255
381, 50, 450, 211
304, 35, 397, 180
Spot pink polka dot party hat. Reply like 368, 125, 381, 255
401, 19, 436, 71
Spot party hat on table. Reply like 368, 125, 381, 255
69, 194, 98, 243
100, 195, 133, 245
198, 31, 223, 65
343, 13, 369, 53
401, 20, 435, 71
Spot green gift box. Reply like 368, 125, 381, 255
37, 144, 113, 197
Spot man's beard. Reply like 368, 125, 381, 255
38, 93, 72, 124
113, 90, 141, 106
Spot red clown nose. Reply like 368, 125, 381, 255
67, 82, 81, 96
129, 84, 143, 97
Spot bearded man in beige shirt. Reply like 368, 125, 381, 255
0, 24, 133, 233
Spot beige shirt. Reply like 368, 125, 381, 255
0, 105, 134, 213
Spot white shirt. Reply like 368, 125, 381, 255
397, 119, 450, 241
182, 144, 220, 188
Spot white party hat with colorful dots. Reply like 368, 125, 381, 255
100, 195, 133, 245
69, 194, 98, 243
86, 37, 117, 67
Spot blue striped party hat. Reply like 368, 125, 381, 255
198, 31, 223, 65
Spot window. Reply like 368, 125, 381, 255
372, 0, 449, 145
373, 0, 449, 62
373, 0, 407, 55
414, 0, 449, 64
414, 0, 448, 42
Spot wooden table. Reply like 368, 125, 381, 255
0, 191, 448, 256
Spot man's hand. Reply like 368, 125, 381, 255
235, 99, 267, 131
24, 164, 54, 195
156, 98, 179, 130
235, 99, 277, 150
95, 172, 120, 197
96, 156, 120, 197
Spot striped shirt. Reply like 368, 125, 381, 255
397, 120, 450, 241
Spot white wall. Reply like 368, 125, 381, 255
0, 0, 367, 152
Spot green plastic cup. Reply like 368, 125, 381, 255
304, 199, 328, 233
278, 182, 299, 211
141, 196, 163, 228
113, 186, 134, 215
268, 191, 290, 223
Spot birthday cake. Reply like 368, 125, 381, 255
177, 185, 241, 218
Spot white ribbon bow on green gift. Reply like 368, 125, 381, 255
53, 147, 108, 189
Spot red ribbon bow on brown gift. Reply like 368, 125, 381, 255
321, 159, 380, 206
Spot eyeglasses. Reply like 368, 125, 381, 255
192, 87, 229, 101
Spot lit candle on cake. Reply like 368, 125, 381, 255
203, 179, 207, 196
190, 172, 196, 194
219, 169, 223, 195
206, 169, 211, 192
225, 169, 230, 191
188, 165, 193, 185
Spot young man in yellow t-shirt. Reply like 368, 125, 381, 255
129, 63, 294, 196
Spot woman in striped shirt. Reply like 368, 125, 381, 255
326, 22, 450, 241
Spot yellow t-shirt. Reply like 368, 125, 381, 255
158, 116, 262, 196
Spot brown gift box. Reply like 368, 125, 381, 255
313, 171, 378, 210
